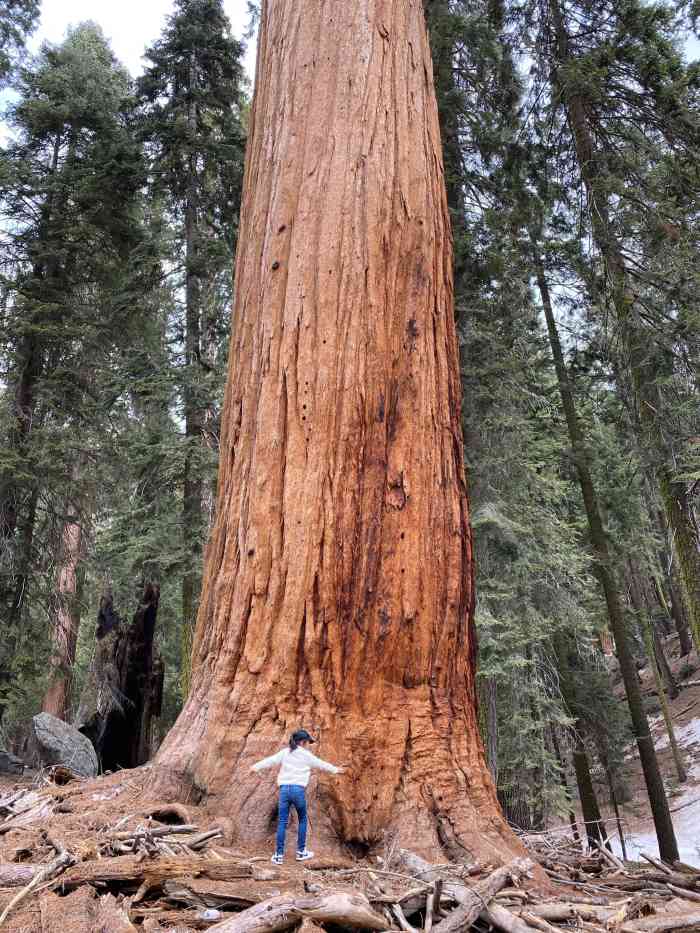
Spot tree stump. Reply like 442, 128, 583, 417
75, 584, 164, 771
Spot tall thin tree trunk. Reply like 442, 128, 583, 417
647, 494, 693, 656
628, 561, 678, 701
601, 757, 627, 861
533, 241, 679, 861
479, 676, 498, 782
550, 726, 581, 848
423, 0, 467, 300
640, 614, 687, 784
547, 0, 700, 654
153, 0, 523, 864
181, 55, 204, 697
0, 488, 38, 723
572, 730, 609, 850
42, 512, 84, 720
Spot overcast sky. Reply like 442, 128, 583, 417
26, 0, 257, 80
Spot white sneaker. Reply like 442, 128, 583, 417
271, 853, 284, 865
296, 849, 314, 861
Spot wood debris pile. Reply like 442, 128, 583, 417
1, 778, 700, 932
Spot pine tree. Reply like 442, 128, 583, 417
0, 0, 39, 85
543, 0, 700, 651
0, 23, 150, 721
138, 0, 247, 692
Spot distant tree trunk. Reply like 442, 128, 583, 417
153, 0, 523, 864
181, 54, 204, 697
571, 730, 609, 850
43, 511, 84, 720
550, 726, 581, 848
533, 240, 679, 862
423, 0, 467, 301
601, 755, 627, 860
666, 567, 693, 657
627, 562, 678, 701
76, 584, 163, 772
649, 501, 694, 657
479, 676, 498, 782
0, 487, 38, 723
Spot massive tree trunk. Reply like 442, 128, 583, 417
154, 0, 522, 864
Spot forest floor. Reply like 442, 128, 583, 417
3, 765, 700, 932
598, 635, 700, 867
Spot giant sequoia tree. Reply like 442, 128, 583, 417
155, 0, 522, 862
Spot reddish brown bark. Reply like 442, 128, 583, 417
42, 516, 83, 720
154, 0, 521, 863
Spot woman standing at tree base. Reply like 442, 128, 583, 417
251, 730, 345, 864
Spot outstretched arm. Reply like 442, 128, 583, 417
303, 749, 344, 774
250, 749, 285, 772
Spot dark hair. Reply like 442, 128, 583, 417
289, 729, 315, 751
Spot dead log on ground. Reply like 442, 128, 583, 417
0, 865, 37, 888
56, 854, 252, 891
479, 902, 534, 933
164, 877, 292, 910
0, 837, 75, 925
39, 887, 136, 932
619, 912, 700, 933
206, 891, 390, 933
431, 861, 532, 933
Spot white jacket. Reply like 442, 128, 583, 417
251, 746, 339, 786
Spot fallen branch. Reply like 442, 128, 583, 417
640, 853, 672, 876
207, 891, 390, 933
0, 842, 75, 925
620, 912, 700, 933
0, 864, 38, 887
667, 883, 700, 902
480, 902, 535, 933
432, 861, 532, 933
56, 853, 252, 890
392, 902, 418, 933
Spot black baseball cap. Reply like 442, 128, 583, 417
292, 729, 315, 744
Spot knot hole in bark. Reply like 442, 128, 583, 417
386, 473, 407, 510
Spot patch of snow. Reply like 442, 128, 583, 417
654, 716, 700, 752
610, 759, 700, 868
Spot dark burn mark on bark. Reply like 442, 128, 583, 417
386, 378, 399, 441
377, 391, 385, 422
296, 606, 308, 696
378, 607, 391, 637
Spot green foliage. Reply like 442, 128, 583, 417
0, 0, 39, 86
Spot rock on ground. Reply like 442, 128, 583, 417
0, 749, 24, 774
30, 712, 98, 777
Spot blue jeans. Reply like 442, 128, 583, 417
276, 784, 307, 855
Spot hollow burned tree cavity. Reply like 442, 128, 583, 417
154, 0, 522, 863
76, 584, 163, 772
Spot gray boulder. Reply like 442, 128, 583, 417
30, 712, 98, 777
0, 748, 24, 774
